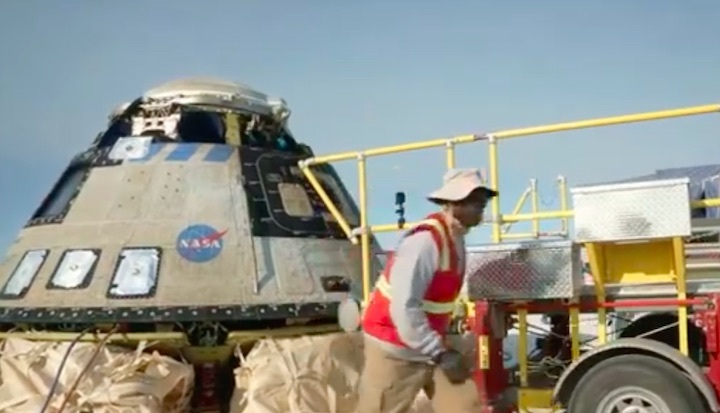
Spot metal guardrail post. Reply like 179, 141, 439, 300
357, 153, 372, 303
557, 175, 569, 236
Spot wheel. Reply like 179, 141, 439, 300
567, 353, 706, 413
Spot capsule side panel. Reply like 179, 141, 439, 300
0, 144, 259, 308
251, 237, 362, 303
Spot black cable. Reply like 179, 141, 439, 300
38, 327, 93, 413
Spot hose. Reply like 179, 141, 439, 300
56, 325, 120, 413
39, 327, 92, 413
39, 325, 120, 413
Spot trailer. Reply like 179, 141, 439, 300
299, 103, 720, 412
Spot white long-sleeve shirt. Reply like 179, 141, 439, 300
364, 229, 466, 361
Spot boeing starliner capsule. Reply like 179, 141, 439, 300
0, 77, 380, 343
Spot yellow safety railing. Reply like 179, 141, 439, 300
297, 102, 720, 410
299, 103, 720, 407
501, 176, 569, 240
299, 103, 720, 304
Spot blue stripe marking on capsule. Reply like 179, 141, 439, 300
165, 143, 201, 161
128, 143, 165, 163
203, 145, 235, 163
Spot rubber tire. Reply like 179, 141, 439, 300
567, 353, 706, 413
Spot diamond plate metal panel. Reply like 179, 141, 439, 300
465, 240, 583, 301
572, 178, 692, 242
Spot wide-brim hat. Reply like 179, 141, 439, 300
427, 168, 498, 203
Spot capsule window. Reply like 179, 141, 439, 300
0, 250, 48, 299
31, 165, 89, 220
107, 248, 161, 298
47, 249, 99, 290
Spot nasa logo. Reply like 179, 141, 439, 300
176, 224, 228, 263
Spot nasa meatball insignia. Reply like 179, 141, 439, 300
176, 224, 228, 263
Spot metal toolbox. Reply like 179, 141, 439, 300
465, 240, 583, 301
571, 177, 692, 242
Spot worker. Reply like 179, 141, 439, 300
357, 168, 498, 413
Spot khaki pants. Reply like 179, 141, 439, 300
356, 339, 483, 413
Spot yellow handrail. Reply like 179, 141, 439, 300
297, 103, 720, 406
491, 104, 720, 140
299, 102, 720, 401
485, 104, 720, 242
298, 103, 720, 316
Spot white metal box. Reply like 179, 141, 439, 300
465, 240, 583, 301
571, 178, 692, 242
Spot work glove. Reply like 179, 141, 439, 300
433, 349, 472, 384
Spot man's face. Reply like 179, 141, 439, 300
453, 189, 490, 228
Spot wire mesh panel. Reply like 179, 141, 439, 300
465, 240, 583, 301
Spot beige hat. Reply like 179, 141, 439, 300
427, 168, 498, 203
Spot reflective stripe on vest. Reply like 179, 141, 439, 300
372, 217, 456, 315
374, 277, 456, 314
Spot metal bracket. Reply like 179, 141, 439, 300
351, 226, 372, 237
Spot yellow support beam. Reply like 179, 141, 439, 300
569, 303, 581, 361
0, 331, 189, 346
304, 134, 479, 165
517, 308, 529, 387
300, 163, 356, 243
530, 179, 540, 238
672, 236, 689, 356
358, 154, 372, 303
362, 195, 720, 238
557, 175, 569, 236
446, 140, 456, 169
488, 136, 501, 243
586, 243, 608, 344
226, 324, 341, 346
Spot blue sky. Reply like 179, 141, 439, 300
1, 1, 720, 252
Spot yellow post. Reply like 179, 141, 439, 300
446, 140, 456, 169
569, 303, 581, 361
586, 244, 607, 344
487, 135, 502, 243
530, 179, 540, 238
223, 112, 242, 146
672, 236, 689, 356
357, 154, 372, 304
557, 176, 569, 236
517, 307, 529, 387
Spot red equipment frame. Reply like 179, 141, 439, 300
470, 294, 720, 412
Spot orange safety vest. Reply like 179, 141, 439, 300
362, 212, 463, 348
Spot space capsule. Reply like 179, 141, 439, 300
0, 77, 379, 340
